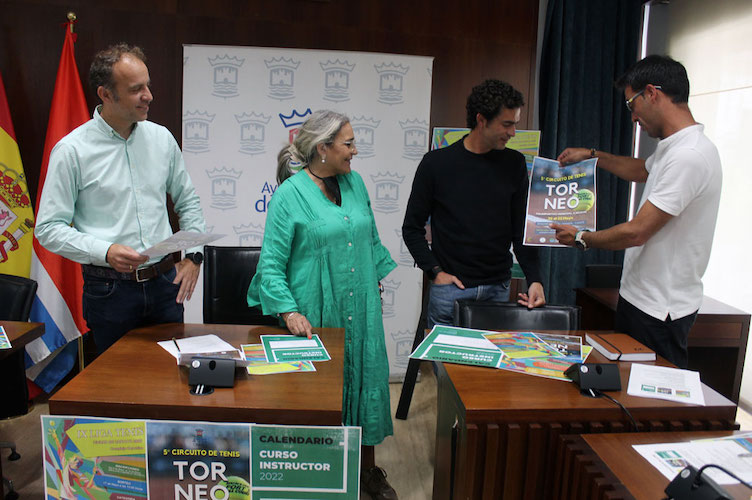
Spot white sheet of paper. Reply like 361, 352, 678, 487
141, 230, 225, 258
434, 333, 498, 350
627, 363, 705, 406
633, 440, 752, 485
158, 334, 235, 358
269, 339, 319, 349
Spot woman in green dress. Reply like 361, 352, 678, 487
247, 110, 398, 500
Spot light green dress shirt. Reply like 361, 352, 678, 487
248, 170, 397, 446
35, 106, 205, 267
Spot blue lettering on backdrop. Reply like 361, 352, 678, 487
255, 182, 278, 213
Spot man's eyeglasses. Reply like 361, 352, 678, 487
625, 85, 662, 111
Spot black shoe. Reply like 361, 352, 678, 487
361, 466, 398, 500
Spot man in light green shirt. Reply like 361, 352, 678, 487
35, 43, 206, 353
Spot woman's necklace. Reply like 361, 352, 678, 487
306, 166, 341, 206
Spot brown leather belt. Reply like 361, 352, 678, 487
82, 255, 175, 283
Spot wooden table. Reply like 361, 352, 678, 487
557, 431, 750, 499
0, 321, 45, 498
432, 330, 738, 500
575, 288, 750, 403
1, 321, 45, 418
49, 323, 344, 425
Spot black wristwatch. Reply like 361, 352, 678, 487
428, 265, 443, 280
185, 252, 204, 265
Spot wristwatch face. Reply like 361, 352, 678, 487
188, 252, 204, 265
575, 232, 587, 250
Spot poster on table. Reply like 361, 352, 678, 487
409, 325, 504, 368
42, 416, 361, 499
524, 156, 597, 247
182, 45, 433, 381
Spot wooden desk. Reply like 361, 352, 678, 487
575, 288, 750, 403
558, 431, 750, 499
432, 330, 738, 500
0, 321, 45, 498
49, 323, 344, 425
0, 321, 45, 418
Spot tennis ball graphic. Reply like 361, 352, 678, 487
214, 476, 250, 500
573, 188, 594, 212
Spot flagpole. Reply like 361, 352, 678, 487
66, 10, 86, 372
70, 11, 86, 372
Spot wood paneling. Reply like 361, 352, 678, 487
1, 0, 539, 204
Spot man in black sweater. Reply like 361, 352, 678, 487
402, 79, 546, 328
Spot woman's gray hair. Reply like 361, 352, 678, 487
276, 110, 350, 184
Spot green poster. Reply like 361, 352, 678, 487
260, 334, 331, 363
250, 424, 361, 499
410, 325, 504, 368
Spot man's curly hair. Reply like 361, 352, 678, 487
466, 79, 524, 129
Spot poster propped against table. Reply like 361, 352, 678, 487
524, 156, 597, 247
42, 416, 361, 499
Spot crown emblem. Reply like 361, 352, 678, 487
208, 55, 245, 67
279, 109, 312, 128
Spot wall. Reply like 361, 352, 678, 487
1, 0, 540, 205
644, 0, 752, 408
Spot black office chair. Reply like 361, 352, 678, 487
0, 273, 37, 500
584, 264, 623, 288
0, 273, 37, 322
203, 246, 278, 325
454, 300, 581, 331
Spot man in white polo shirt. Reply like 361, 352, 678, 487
551, 55, 722, 368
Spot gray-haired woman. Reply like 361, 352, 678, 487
248, 110, 398, 499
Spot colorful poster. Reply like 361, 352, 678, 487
496, 354, 578, 382
0, 325, 9, 350
535, 332, 582, 359
147, 420, 250, 499
260, 334, 331, 363
42, 416, 147, 499
250, 424, 361, 498
43, 416, 362, 499
409, 325, 504, 368
524, 156, 597, 247
430, 127, 468, 150
482, 331, 563, 359
430, 127, 541, 173
242, 344, 316, 375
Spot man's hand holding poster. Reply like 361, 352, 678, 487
524, 156, 597, 247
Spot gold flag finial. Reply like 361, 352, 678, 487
67, 12, 76, 32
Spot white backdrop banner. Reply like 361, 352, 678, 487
182, 45, 433, 379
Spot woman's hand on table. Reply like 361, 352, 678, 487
282, 312, 313, 339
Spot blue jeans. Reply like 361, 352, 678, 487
427, 280, 511, 329
83, 268, 184, 354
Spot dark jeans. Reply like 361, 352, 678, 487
426, 280, 511, 329
83, 268, 184, 354
614, 295, 697, 368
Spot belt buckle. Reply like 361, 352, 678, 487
135, 267, 151, 283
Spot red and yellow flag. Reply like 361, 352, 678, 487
0, 72, 35, 277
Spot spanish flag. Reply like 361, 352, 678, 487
0, 72, 34, 276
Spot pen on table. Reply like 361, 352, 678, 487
172, 337, 181, 352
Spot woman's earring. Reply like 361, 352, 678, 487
321, 157, 326, 163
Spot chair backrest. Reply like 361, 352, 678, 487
0, 273, 38, 321
203, 246, 278, 325
453, 300, 581, 331
585, 264, 623, 288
